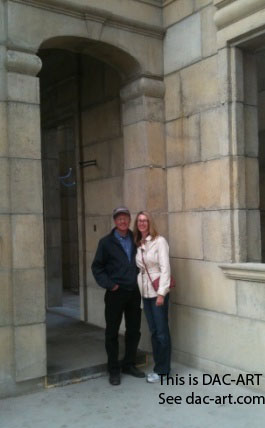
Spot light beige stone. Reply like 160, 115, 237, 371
85, 216, 111, 253
184, 158, 230, 210
167, 167, 183, 212
124, 121, 165, 169
164, 13, 201, 74
0, 158, 10, 214
195, 0, 212, 8
237, 280, 265, 321
164, 72, 182, 121
231, 102, 244, 156
10, 159, 43, 214
230, 157, 246, 209
8, 103, 41, 159
231, 47, 244, 103
0, 215, 11, 269
7, 73, 40, 104
13, 268, 45, 325
217, 48, 230, 104
170, 305, 265, 373
0, 1, 5, 43
202, 210, 232, 262
84, 177, 123, 216
201, 106, 229, 160
181, 55, 219, 115
0, 272, 12, 326
82, 141, 110, 182
232, 209, 247, 262
166, 114, 200, 166
12, 215, 44, 269
152, 212, 169, 240
122, 96, 164, 126
163, 0, 194, 29
247, 210, 261, 262
169, 212, 203, 259
85, 286, 107, 329
0, 327, 12, 382
244, 105, 258, 156
0, 102, 7, 156
170, 258, 237, 313
246, 157, 259, 209
15, 324, 46, 381
201, 5, 217, 57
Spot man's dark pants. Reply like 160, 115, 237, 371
104, 287, 141, 374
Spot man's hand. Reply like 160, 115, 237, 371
111, 284, 119, 292
156, 295, 164, 306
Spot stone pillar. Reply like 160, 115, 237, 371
2, 49, 46, 388
120, 77, 167, 235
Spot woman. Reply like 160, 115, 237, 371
133, 211, 171, 383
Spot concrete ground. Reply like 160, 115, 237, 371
1, 362, 265, 428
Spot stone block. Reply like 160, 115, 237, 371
167, 167, 183, 212
202, 210, 232, 262
85, 285, 109, 329
243, 52, 258, 106
12, 215, 44, 269
82, 99, 121, 144
46, 219, 61, 249
247, 210, 261, 262
166, 115, 200, 166
195, 0, 212, 8
181, 55, 219, 115
10, 159, 43, 214
170, 305, 265, 373
0, 1, 5, 43
13, 268, 45, 325
122, 96, 164, 126
217, 48, 230, 104
41, 128, 59, 160
164, 72, 182, 121
152, 212, 169, 241
237, 281, 265, 321
0, 158, 10, 213
15, 324, 46, 381
201, 5, 217, 57
0, 215, 11, 269
109, 138, 124, 177
7, 73, 40, 104
258, 91, 265, 131
85, 216, 111, 253
184, 158, 230, 210
244, 105, 258, 156
169, 212, 203, 259
201, 105, 229, 160
82, 141, 110, 181
84, 177, 123, 216
246, 157, 259, 209
0, 102, 7, 156
0, 327, 12, 382
231, 48, 244, 103
8, 103, 41, 159
124, 121, 165, 169
163, 0, 194, 28
170, 258, 236, 313
232, 209, 247, 263
0, 272, 12, 326
164, 13, 201, 74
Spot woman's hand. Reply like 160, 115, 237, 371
156, 295, 164, 306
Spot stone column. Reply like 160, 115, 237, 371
4, 49, 46, 385
120, 77, 167, 235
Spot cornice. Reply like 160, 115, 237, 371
214, 0, 265, 30
9, 0, 164, 40
219, 263, 265, 283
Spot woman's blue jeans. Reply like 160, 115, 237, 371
143, 294, 171, 375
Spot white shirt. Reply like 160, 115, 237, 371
135, 235, 171, 298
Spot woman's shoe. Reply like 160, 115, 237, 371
146, 372, 160, 383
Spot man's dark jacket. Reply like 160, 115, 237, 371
91, 228, 138, 291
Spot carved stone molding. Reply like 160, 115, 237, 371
6, 50, 42, 75
220, 263, 265, 283
120, 76, 165, 102
214, 0, 265, 30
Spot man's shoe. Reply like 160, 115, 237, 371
122, 366, 145, 378
146, 372, 160, 383
109, 373, 121, 386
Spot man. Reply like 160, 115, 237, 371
91, 207, 145, 385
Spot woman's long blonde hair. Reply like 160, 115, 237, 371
133, 211, 159, 247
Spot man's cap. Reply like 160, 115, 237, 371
113, 206, 131, 218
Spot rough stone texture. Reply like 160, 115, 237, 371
7, 73, 40, 104
124, 121, 165, 169
164, 72, 181, 121
0, 158, 10, 213
181, 55, 219, 115
122, 96, 164, 126
0, 327, 12, 383
202, 210, 232, 262
164, 13, 201, 74
0, 102, 7, 156
171, 305, 265, 373
166, 114, 200, 166
12, 215, 44, 269
13, 269, 45, 325
0, 215, 11, 269
169, 212, 203, 259
237, 280, 265, 321
167, 167, 183, 212
170, 258, 237, 314
201, 5, 217, 57
10, 159, 43, 214
0, 272, 12, 326
15, 324, 46, 381
200, 105, 229, 160
247, 210, 261, 262
184, 158, 230, 210
246, 157, 259, 209
163, 0, 194, 29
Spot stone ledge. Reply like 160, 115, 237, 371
214, 0, 265, 30
220, 263, 265, 282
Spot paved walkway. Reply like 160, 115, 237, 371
1, 363, 265, 428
